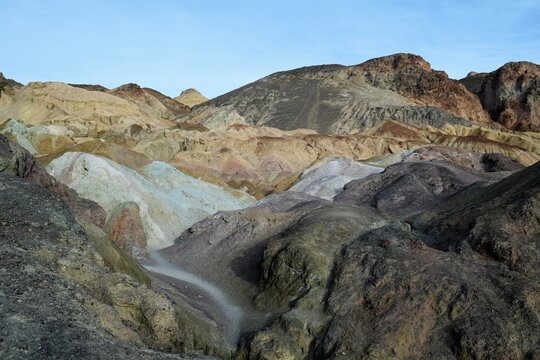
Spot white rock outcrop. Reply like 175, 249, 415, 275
288, 158, 384, 200
47, 152, 255, 249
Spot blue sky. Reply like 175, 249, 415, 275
2, 0, 539, 98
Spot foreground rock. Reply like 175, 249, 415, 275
461, 61, 540, 131
180, 53, 490, 134
160, 159, 539, 359
0, 135, 216, 359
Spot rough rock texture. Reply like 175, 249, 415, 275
133, 121, 539, 198
0, 72, 22, 96
161, 161, 539, 359
162, 196, 386, 359
288, 158, 383, 199
47, 152, 255, 249
106, 201, 148, 258
175, 88, 209, 108
355, 54, 490, 123
179, 53, 490, 134
0, 133, 106, 228
334, 161, 509, 218
369, 145, 526, 172
163, 192, 330, 309
0, 131, 35, 176
480, 153, 525, 172
0, 81, 173, 140
461, 61, 540, 131
317, 220, 539, 359
0, 135, 218, 359
412, 160, 540, 274
0, 175, 218, 360
0, 132, 153, 281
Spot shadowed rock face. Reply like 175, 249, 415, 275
461, 61, 540, 131
160, 160, 539, 359
411, 160, 540, 275
180, 53, 491, 134
334, 161, 510, 218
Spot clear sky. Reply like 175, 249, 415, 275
2, 0, 539, 99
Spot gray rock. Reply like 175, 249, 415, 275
179, 54, 488, 135
334, 161, 508, 218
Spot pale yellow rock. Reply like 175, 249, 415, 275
174, 88, 209, 108
0, 82, 171, 138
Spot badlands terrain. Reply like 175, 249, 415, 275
0, 53, 539, 359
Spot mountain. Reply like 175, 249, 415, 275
175, 88, 209, 107
109, 83, 190, 120
1, 60, 539, 198
178, 53, 491, 134
70, 82, 191, 120
1, 54, 539, 359
0, 72, 22, 95
461, 61, 540, 131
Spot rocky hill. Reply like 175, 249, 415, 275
461, 61, 540, 131
0, 135, 218, 359
0, 54, 539, 359
175, 88, 209, 107
179, 54, 491, 134
159, 161, 540, 359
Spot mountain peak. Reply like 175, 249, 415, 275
175, 88, 208, 107
358, 53, 432, 72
